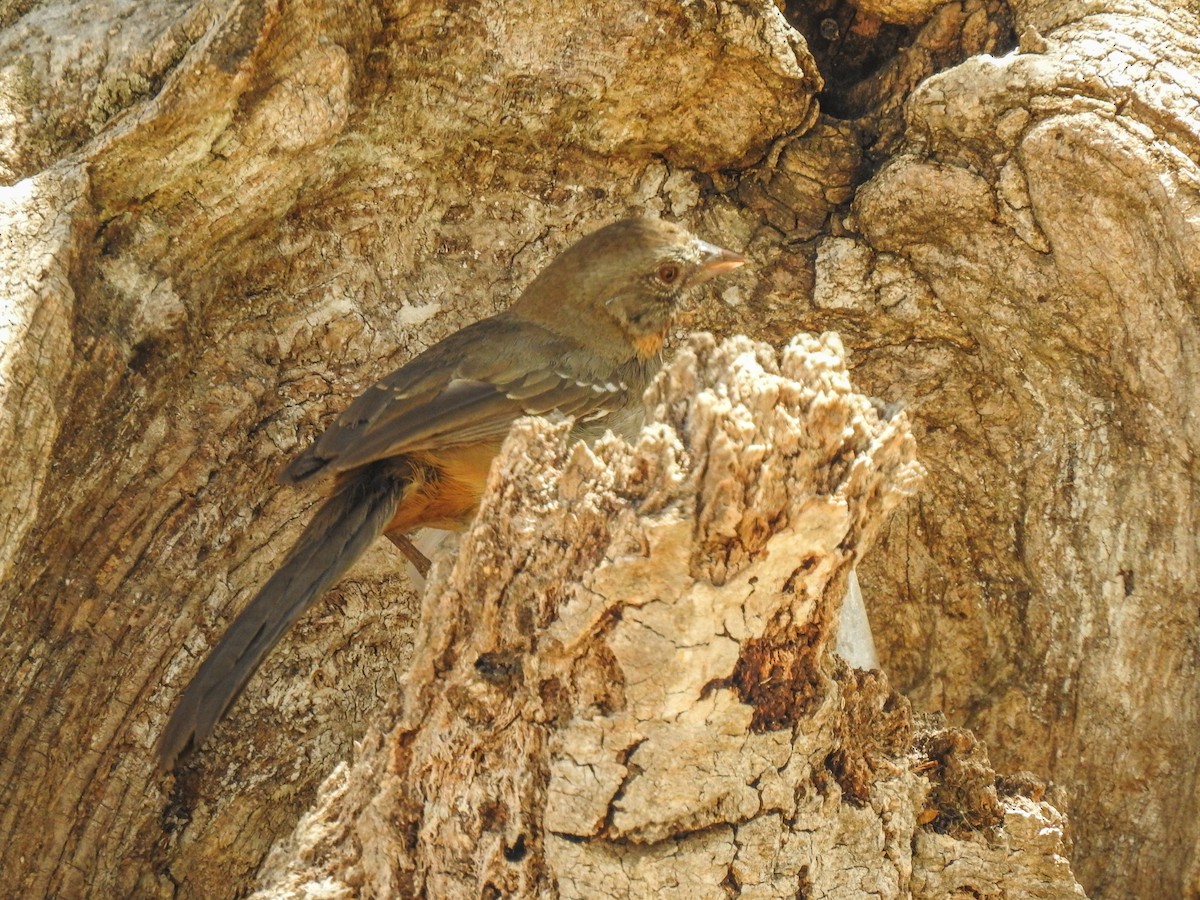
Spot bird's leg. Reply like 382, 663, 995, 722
386, 531, 432, 577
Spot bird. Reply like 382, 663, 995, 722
155, 217, 746, 771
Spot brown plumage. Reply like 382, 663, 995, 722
157, 217, 746, 770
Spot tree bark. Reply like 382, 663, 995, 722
249, 333, 1083, 899
827, 4, 1200, 896
0, 0, 1194, 897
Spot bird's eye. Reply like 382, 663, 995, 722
657, 263, 681, 284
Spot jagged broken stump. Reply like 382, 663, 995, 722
253, 333, 1084, 900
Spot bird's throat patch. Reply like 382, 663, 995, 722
634, 330, 666, 359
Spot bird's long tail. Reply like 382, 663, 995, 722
157, 468, 408, 771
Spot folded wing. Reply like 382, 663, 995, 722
280, 313, 626, 483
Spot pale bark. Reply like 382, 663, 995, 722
249, 333, 1083, 899
0, 0, 1194, 897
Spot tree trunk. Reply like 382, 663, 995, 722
0, 0, 1193, 897
250, 333, 1082, 899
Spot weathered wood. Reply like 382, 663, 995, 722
253, 334, 1080, 899
2, 0, 1197, 895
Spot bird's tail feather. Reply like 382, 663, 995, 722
157, 470, 408, 771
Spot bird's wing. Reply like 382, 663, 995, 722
280, 313, 626, 482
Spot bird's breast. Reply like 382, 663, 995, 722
571, 355, 661, 444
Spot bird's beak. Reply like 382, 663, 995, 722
692, 239, 749, 285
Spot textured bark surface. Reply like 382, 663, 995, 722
252, 335, 1079, 899
825, 4, 1200, 897
0, 0, 1195, 897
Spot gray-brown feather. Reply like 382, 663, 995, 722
280, 312, 657, 483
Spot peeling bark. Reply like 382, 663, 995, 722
253, 335, 1079, 899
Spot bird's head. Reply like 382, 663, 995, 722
514, 217, 747, 360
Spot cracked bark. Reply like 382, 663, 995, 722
252, 334, 1080, 899
0, 0, 1194, 896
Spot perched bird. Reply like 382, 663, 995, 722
157, 217, 746, 770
